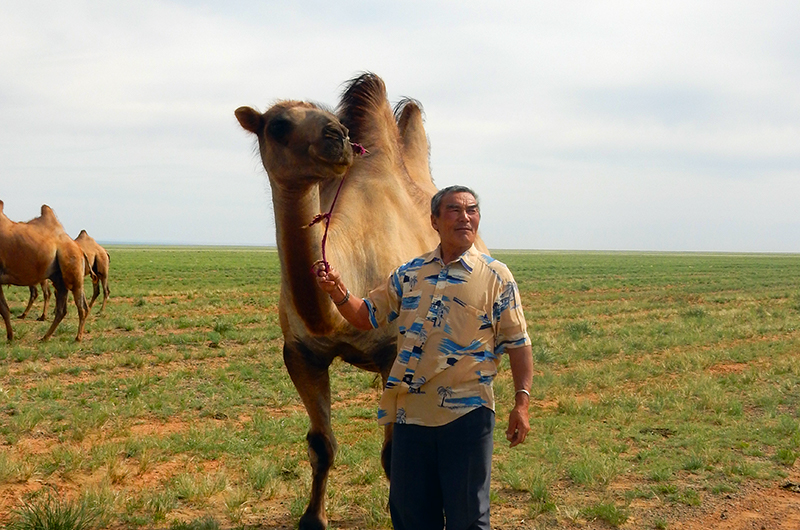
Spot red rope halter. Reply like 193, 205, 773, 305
307, 142, 367, 273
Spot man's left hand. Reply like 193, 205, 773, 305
505, 404, 530, 447
506, 345, 533, 447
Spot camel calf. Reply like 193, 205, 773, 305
0, 201, 89, 341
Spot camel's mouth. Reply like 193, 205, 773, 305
332, 163, 349, 176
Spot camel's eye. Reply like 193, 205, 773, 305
268, 117, 293, 146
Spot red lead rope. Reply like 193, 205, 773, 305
308, 142, 367, 273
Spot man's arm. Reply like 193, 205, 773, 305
505, 344, 533, 447
314, 264, 373, 330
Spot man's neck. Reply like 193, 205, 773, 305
440, 244, 471, 264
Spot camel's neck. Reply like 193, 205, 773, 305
272, 184, 336, 335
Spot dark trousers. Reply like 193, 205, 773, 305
389, 407, 495, 530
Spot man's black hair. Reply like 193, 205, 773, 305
431, 185, 480, 216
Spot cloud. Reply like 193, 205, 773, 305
0, 1, 798, 251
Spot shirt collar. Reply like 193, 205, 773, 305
426, 244, 479, 272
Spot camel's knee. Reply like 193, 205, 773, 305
53, 301, 67, 319
307, 431, 337, 473
50, 297, 68, 327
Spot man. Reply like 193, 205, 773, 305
315, 185, 533, 530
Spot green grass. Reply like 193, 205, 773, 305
5, 492, 99, 530
1, 248, 799, 529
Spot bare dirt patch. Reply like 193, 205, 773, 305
671, 467, 800, 530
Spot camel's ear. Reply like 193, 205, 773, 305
235, 106, 264, 134
0, 200, 4, 213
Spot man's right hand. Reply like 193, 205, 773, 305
313, 260, 343, 297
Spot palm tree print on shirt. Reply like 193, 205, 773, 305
437, 386, 454, 406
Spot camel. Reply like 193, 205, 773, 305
18, 282, 51, 321
16, 231, 108, 320
236, 73, 447, 530
74, 230, 110, 313
0, 202, 89, 341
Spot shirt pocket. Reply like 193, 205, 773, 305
443, 298, 489, 348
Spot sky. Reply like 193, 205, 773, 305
1, 1, 798, 252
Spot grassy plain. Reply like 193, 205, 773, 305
0, 247, 799, 529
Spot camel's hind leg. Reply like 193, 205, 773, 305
98, 274, 110, 313
375, 343, 397, 480
88, 277, 100, 310
88, 274, 109, 313
42, 278, 87, 341
0, 286, 13, 341
41, 278, 68, 341
283, 342, 336, 530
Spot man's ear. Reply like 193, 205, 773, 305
430, 214, 439, 232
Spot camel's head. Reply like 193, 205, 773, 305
236, 102, 354, 189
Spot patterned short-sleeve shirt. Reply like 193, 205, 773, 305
365, 244, 530, 427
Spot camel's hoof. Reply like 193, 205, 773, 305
36, 316, 46, 322
299, 511, 327, 530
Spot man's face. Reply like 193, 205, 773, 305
431, 191, 480, 252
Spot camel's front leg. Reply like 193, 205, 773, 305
37, 281, 51, 321
283, 342, 337, 530
18, 285, 38, 319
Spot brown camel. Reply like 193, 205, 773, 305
75, 230, 110, 313
18, 282, 51, 321
236, 73, 481, 530
17, 231, 107, 320
0, 202, 89, 341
